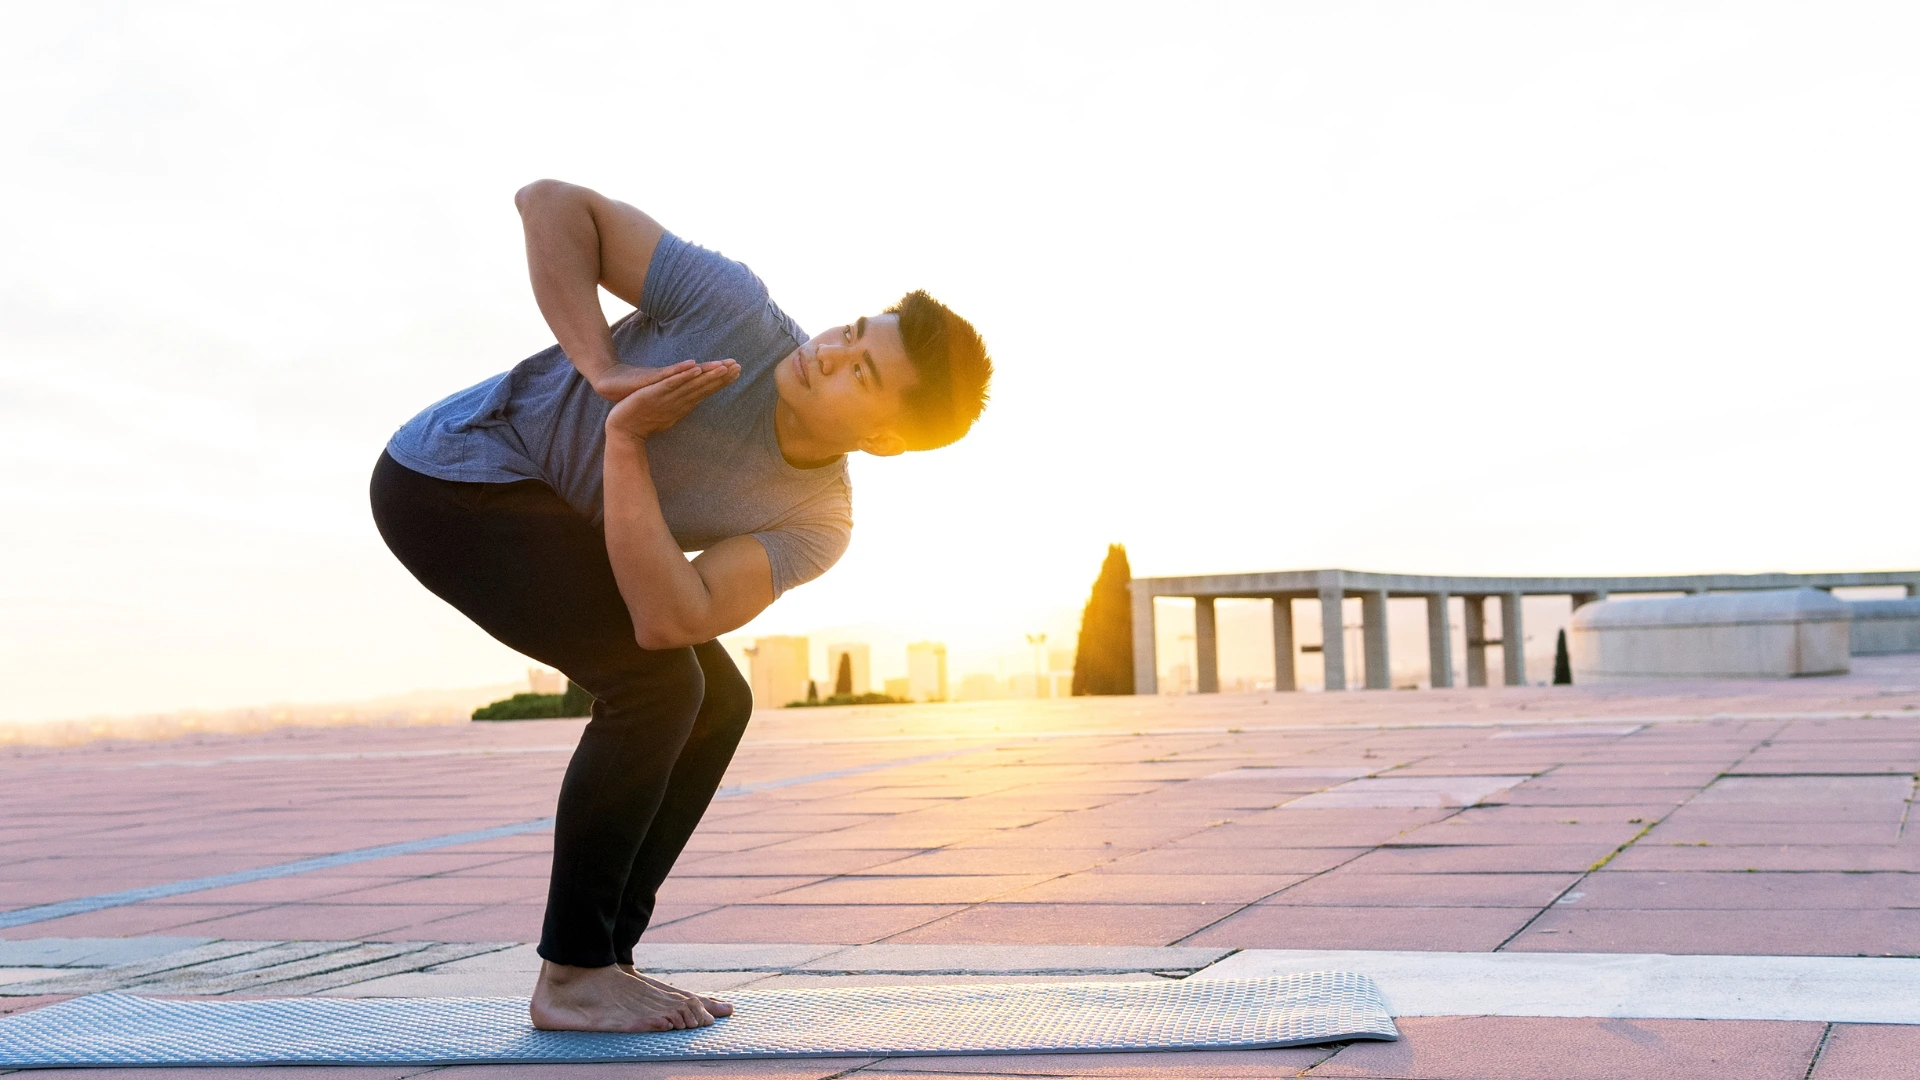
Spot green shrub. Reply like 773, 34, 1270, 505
785, 692, 907, 708
472, 692, 572, 720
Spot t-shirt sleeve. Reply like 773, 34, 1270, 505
750, 480, 853, 598
639, 232, 772, 331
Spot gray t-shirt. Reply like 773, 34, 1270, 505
385, 232, 851, 597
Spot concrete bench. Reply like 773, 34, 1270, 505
1569, 588, 1850, 682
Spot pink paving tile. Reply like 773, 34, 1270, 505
679, 831, 812, 853
669, 849, 920, 876
642, 903, 721, 927
1646, 822, 1902, 845
377, 903, 545, 942
640, 904, 966, 944
1342, 843, 1618, 873
155, 875, 401, 905
1163, 825, 1422, 849
170, 903, 485, 940
653, 876, 827, 905
1184, 904, 1534, 950
756, 875, 1054, 905
1309, 1015, 1824, 1079
1810, 1023, 1920, 1080
1570, 870, 1920, 909
1099, 847, 1368, 876
886, 903, 1225, 946
1508, 907, 1920, 956
1605, 844, 1920, 872
942, 826, 1199, 850
1267, 871, 1578, 908
998, 873, 1306, 905
320, 876, 547, 905
12, 903, 272, 938
859, 848, 1120, 876
1398, 821, 1647, 846
760, 828, 989, 852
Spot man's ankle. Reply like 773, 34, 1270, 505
539, 960, 614, 985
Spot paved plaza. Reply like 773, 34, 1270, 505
5, 657, 1920, 1078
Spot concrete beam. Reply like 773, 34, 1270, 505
1427, 592, 1453, 689
1362, 590, 1391, 690
1194, 597, 1219, 694
1319, 586, 1347, 692
1129, 583, 1157, 695
1131, 569, 1920, 601
1463, 596, 1488, 688
1502, 592, 1527, 686
1271, 598, 1297, 692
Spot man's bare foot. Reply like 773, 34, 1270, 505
530, 960, 717, 1032
619, 962, 734, 1017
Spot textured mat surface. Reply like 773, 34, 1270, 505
0, 973, 1395, 1066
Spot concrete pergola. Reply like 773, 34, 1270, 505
1129, 568, 1920, 694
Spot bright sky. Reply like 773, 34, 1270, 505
4, 2, 1916, 722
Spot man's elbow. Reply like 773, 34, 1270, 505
514, 178, 574, 215
633, 617, 702, 653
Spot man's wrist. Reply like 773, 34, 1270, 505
605, 422, 649, 448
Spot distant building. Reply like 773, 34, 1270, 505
745, 636, 810, 707
826, 643, 871, 696
906, 641, 948, 702
526, 667, 563, 695
956, 672, 1005, 701
883, 676, 912, 700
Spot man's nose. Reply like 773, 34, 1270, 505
815, 345, 844, 374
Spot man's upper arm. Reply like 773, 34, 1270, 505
583, 189, 667, 309
688, 535, 777, 640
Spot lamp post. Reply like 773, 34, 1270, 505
1025, 632, 1048, 698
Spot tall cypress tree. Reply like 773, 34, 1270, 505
1071, 544, 1136, 695
835, 652, 854, 696
1553, 629, 1573, 685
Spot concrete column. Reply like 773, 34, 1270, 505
1463, 596, 1488, 687
1318, 587, 1347, 692
1129, 582, 1157, 695
1362, 590, 1391, 690
1194, 597, 1219, 694
1426, 592, 1453, 688
1502, 592, 1527, 686
1271, 597, 1297, 692
1909, 582, 1919, 598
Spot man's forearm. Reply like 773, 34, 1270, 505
516, 181, 621, 388
602, 433, 721, 650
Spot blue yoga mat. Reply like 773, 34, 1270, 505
0, 973, 1396, 1066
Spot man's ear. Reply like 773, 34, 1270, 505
857, 429, 907, 457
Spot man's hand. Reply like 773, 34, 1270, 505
590, 360, 695, 404
606, 360, 740, 440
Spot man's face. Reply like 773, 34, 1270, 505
774, 313, 919, 456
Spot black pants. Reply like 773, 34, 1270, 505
369, 451, 753, 968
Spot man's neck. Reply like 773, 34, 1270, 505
772, 400, 849, 469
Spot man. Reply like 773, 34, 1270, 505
370, 180, 991, 1032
